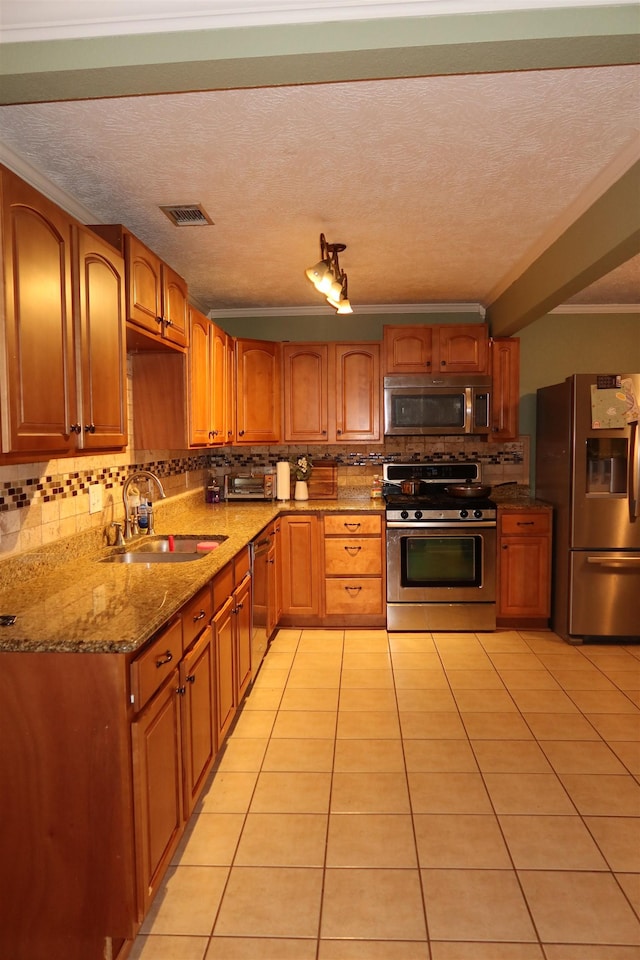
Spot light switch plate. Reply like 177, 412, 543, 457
88, 484, 102, 515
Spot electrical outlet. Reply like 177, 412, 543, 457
88, 484, 103, 515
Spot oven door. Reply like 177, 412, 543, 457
386, 522, 496, 631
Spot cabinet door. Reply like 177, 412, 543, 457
490, 337, 520, 442
212, 595, 237, 745
125, 233, 163, 337
283, 342, 329, 442
235, 338, 281, 443
279, 514, 321, 617
225, 333, 236, 443
0, 167, 77, 455
163, 263, 189, 348
131, 673, 183, 916
498, 535, 550, 619
436, 324, 488, 373
180, 626, 216, 817
234, 574, 252, 701
383, 325, 433, 373
211, 323, 228, 444
188, 307, 213, 445
334, 343, 380, 442
75, 225, 127, 449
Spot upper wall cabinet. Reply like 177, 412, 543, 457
383, 323, 489, 374
235, 338, 281, 444
489, 336, 520, 442
0, 166, 127, 460
283, 342, 381, 443
89, 225, 188, 350
188, 307, 231, 447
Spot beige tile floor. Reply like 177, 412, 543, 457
131, 629, 640, 960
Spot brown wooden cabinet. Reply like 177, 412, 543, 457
188, 308, 230, 446
0, 167, 127, 459
211, 551, 252, 745
89, 224, 188, 350
383, 323, 489, 374
279, 513, 322, 623
280, 511, 385, 626
324, 513, 385, 625
74, 224, 128, 449
490, 337, 520, 442
497, 507, 552, 626
283, 341, 380, 443
235, 338, 282, 443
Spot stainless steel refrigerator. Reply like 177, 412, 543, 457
536, 373, 640, 642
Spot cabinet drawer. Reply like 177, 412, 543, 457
324, 514, 381, 536
235, 546, 251, 583
325, 538, 382, 575
213, 562, 235, 611
501, 511, 551, 536
131, 616, 183, 711
325, 578, 383, 615
182, 584, 213, 650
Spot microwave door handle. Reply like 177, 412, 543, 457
465, 387, 473, 434
629, 419, 640, 520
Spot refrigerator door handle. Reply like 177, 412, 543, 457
586, 555, 640, 566
630, 419, 640, 520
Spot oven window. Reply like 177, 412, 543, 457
401, 536, 481, 587
390, 393, 465, 429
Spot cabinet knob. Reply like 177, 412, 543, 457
84, 423, 96, 434
155, 316, 163, 326
70, 423, 82, 434
176, 685, 186, 696
238, 430, 245, 437
186, 674, 196, 683
441, 360, 446, 366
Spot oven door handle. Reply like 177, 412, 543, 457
386, 520, 496, 529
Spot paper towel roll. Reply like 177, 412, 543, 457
276, 461, 291, 500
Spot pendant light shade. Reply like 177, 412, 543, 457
305, 233, 353, 313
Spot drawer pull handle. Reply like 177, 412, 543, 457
345, 586, 362, 595
155, 650, 173, 667
193, 610, 206, 622
344, 545, 362, 555
516, 521, 535, 526
344, 523, 360, 531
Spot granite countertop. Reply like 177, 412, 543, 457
0, 494, 383, 655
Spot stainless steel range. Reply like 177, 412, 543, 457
384, 462, 497, 632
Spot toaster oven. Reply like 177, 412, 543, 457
223, 473, 275, 500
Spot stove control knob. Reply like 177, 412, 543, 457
473, 509, 483, 519
401, 510, 409, 520
414, 510, 423, 520
459, 509, 468, 519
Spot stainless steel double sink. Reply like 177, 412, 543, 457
100, 534, 227, 564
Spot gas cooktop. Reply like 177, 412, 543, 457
382, 461, 497, 523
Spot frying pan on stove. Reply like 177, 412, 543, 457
444, 482, 492, 499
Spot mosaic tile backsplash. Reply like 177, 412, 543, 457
0, 436, 528, 558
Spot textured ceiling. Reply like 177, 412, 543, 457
0, 64, 638, 315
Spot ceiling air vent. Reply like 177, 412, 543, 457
159, 203, 214, 226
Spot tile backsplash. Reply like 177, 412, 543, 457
0, 436, 528, 559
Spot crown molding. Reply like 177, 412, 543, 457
0, 141, 99, 223
550, 302, 640, 314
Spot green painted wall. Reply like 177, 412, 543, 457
217, 311, 484, 342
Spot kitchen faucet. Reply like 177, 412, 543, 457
122, 470, 166, 539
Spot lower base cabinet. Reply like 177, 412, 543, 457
0, 549, 252, 960
279, 511, 385, 627
497, 507, 552, 626
212, 548, 252, 746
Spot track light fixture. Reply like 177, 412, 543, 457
305, 233, 353, 313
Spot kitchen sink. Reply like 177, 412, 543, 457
100, 534, 227, 564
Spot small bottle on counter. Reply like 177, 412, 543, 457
138, 500, 149, 530
370, 474, 383, 499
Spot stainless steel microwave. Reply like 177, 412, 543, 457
383, 375, 492, 436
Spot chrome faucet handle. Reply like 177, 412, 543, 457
111, 521, 125, 547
